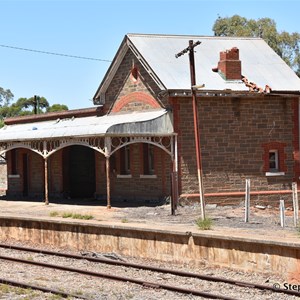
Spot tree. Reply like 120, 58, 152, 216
213, 15, 300, 76
15, 96, 49, 114
47, 104, 68, 113
0, 90, 69, 128
0, 87, 14, 106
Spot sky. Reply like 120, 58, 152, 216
1, 0, 299, 110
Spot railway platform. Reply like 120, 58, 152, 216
0, 198, 299, 283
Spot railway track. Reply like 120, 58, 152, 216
0, 242, 298, 299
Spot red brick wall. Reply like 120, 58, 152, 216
172, 96, 298, 204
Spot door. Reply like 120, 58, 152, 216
68, 146, 95, 198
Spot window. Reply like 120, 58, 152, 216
130, 64, 139, 83
262, 142, 287, 176
143, 144, 155, 175
268, 150, 279, 172
120, 145, 130, 175
11, 149, 18, 175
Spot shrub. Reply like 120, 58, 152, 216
195, 217, 213, 230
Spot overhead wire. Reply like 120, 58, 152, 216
0, 44, 112, 62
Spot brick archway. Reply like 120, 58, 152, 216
111, 92, 160, 113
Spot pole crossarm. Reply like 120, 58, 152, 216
175, 41, 201, 58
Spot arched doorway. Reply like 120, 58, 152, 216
63, 145, 95, 198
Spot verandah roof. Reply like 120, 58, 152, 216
0, 109, 173, 142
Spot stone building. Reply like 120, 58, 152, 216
1, 34, 300, 206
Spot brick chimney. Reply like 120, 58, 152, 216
217, 47, 241, 80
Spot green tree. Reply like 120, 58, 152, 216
0, 90, 69, 128
15, 96, 49, 114
47, 103, 68, 112
0, 87, 14, 106
213, 15, 300, 76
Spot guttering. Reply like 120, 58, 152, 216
168, 90, 300, 98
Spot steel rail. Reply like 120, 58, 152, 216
0, 277, 89, 299
0, 243, 298, 297
0, 253, 236, 300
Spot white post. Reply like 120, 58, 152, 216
292, 182, 299, 227
244, 179, 250, 222
280, 199, 285, 228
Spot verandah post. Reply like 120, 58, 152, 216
105, 136, 112, 209
106, 155, 111, 209
44, 157, 49, 205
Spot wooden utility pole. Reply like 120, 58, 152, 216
176, 40, 205, 219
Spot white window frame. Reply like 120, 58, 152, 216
265, 149, 285, 176
268, 149, 279, 172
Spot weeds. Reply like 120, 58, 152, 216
49, 211, 59, 217
195, 217, 213, 230
62, 212, 73, 218
50, 211, 94, 220
121, 218, 129, 223
61, 212, 93, 220
71, 213, 93, 220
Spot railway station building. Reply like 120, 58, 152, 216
1, 34, 300, 206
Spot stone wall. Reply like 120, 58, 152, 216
95, 143, 171, 203
5, 144, 171, 202
172, 96, 298, 204
0, 163, 7, 190
104, 49, 167, 113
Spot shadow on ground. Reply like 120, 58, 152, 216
0, 195, 169, 208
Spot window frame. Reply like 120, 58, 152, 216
119, 145, 131, 175
262, 142, 287, 176
268, 149, 279, 172
143, 144, 155, 175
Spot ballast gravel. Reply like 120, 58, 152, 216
0, 239, 298, 300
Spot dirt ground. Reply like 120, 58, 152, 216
0, 198, 299, 243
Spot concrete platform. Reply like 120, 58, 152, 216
0, 199, 299, 282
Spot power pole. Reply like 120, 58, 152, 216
176, 40, 205, 219
34, 95, 37, 115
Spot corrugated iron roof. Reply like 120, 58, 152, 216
0, 109, 173, 142
125, 34, 300, 92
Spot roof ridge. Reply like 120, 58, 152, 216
126, 33, 263, 40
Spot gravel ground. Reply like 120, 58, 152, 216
0, 199, 298, 239
111, 201, 300, 241
0, 239, 298, 300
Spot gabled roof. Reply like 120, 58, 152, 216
94, 33, 300, 102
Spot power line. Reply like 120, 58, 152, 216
0, 43, 112, 62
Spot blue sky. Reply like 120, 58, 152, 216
0, 0, 299, 110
